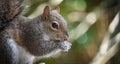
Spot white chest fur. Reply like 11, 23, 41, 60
7, 38, 35, 64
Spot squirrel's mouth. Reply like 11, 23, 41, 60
50, 38, 61, 42
53, 40, 61, 42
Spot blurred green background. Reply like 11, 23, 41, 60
23, 0, 115, 64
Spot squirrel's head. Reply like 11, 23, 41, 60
40, 6, 69, 42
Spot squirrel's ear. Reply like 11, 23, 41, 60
53, 6, 60, 13
43, 6, 50, 16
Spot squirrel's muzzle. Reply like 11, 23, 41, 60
63, 32, 69, 41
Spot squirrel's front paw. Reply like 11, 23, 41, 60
60, 41, 72, 52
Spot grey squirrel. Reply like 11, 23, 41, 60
0, 0, 72, 64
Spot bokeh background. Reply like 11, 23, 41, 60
23, 0, 119, 64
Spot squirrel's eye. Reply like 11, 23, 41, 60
51, 21, 59, 30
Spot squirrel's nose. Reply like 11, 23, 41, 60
63, 33, 69, 41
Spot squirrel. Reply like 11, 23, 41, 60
0, 0, 72, 64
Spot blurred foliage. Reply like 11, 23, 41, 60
23, 0, 116, 64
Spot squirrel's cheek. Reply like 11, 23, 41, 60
59, 41, 72, 52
